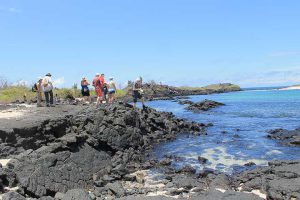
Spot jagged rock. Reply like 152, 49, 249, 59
234, 160, 300, 200
176, 165, 196, 174
159, 158, 172, 166
2, 191, 26, 200
186, 99, 225, 112
267, 128, 300, 146
62, 189, 92, 200
12, 136, 111, 197
54, 192, 65, 200
106, 181, 125, 198
198, 156, 208, 164
244, 162, 256, 167
177, 100, 193, 105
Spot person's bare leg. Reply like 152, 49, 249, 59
112, 94, 114, 103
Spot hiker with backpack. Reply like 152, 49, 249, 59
32, 77, 43, 107
42, 73, 54, 107
92, 73, 104, 105
81, 77, 91, 103
133, 77, 146, 109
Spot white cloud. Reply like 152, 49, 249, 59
53, 77, 65, 87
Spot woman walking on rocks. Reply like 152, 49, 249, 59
108, 77, 117, 103
92, 73, 104, 105
81, 77, 90, 103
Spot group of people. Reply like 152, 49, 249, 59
81, 73, 117, 105
33, 72, 145, 108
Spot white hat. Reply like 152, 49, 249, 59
136, 78, 141, 82
38, 76, 43, 80
96, 73, 100, 76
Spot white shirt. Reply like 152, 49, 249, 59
42, 76, 53, 92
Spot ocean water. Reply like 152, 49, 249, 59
144, 89, 300, 174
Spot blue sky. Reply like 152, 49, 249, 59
0, 0, 300, 88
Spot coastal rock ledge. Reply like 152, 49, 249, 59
0, 102, 206, 199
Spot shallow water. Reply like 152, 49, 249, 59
144, 89, 300, 174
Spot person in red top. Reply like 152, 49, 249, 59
100, 74, 106, 102
92, 73, 103, 105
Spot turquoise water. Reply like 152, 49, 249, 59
145, 89, 300, 174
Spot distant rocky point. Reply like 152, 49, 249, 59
124, 83, 241, 102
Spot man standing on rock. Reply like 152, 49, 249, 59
133, 77, 145, 109
42, 73, 54, 107
92, 73, 104, 105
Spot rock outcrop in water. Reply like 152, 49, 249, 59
267, 128, 300, 147
185, 99, 225, 112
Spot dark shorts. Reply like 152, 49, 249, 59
82, 89, 90, 97
133, 90, 143, 103
108, 90, 116, 94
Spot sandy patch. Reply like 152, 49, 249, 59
0, 159, 11, 167
0, 109, 25, 119
238, 185, 267, 199
278, 86, 300, 90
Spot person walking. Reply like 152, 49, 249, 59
100, 74, 107, 103
36, 77, 43, 107
81, 77, 90, 102
108, 77, 117, 103
132, 77, 145, 109
42, 73, 54, 107
92, 73, 103, 105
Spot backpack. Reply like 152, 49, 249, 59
32, 83, 38, 92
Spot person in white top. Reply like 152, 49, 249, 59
42, 73, 54, 107
108, 77, 117, 103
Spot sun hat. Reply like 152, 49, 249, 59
96, 73, 100, 76
46, 73, 52, 77
38, 76, 43, 80
109, 77, 113, 80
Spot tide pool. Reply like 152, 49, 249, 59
144, 89, 300, 174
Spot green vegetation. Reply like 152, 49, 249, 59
0, 86, 35, 103
0, 85, 127, 103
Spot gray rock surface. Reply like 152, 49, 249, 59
234, 160, 300, 200
186, 99, 225, 112
2, 191, 26, 200
267, 128, 300, 146
62, 189, 92, 200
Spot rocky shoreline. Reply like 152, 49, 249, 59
267, 128, 300, 147
0, 103, 299, 200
